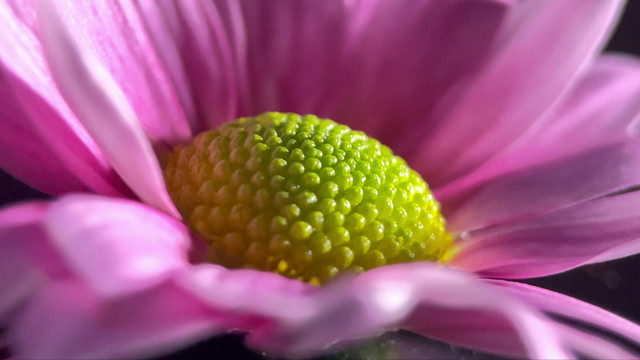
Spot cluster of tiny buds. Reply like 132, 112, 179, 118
164, 113, 451, 284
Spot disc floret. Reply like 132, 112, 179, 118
164, 112, 451, 284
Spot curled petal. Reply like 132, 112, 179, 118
488, 280, 640, 357
556, 324, 638, 360
36, 1, 180, 217
450, 191, 640, 279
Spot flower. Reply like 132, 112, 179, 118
2, 0, 640, 359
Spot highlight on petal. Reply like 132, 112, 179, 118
489, 280, 640, 357
0, 1, 130, 197
412, 0, 624, 186
44, 195, 192, 298
46, 0, 193, 145
35, 1, 180, 218
450, 191, 640, 279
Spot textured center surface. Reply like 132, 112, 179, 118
164, 112, 451, 284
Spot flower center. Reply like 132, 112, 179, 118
164, 112, 451, 284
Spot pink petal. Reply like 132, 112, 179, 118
217, 0, 508, 146
488, 280, 640, 353
0, 200, 611, 360
0, 72, 89, 195
0, 202, 46, 320
9, 280, 220, 359
36, 1, 180, 217
0, 202, 72, 280
357, 265, 567, 359
440, 141, 640, 232
0, 197, 208, 359
0, 1, 129, 197
437, 54, 640, 231
135, 0, 238, 131
0, 202, 69, 323
450, 191, 640, 279
3, 197, 628, 359
44, 194, 192, 298
520, 54, 640, 155
412, 0, 624, 187
178, 263, 568, 358
555, 324, 639, 360
46, 0, 193, 146
2, 261, 582, 359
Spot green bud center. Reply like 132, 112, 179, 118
164, 112, 451, 284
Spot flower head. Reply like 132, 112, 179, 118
164, 112, 452, 283
2, 0, 640, 359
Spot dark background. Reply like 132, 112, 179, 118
2, 2, 640, 359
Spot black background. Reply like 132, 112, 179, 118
2, 2, 640, 359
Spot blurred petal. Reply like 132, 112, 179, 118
0, 1, 129, 197
0, 202, 69, 323
9, 280, 219, 360
0, 200, 609, 359
441, 141, 640, 232
179, 263, 568, 358
44, 195, 192, 298
0, 202, 46, 320
438, 55, 640, 231
556, 324, 638, 360
136, 0, 238, 131
46, 0, 193, 146
489, 280, 640, 350
413, 0, 624, 186
36, 1, 180, 217
0, 196, 202, 359
450, 191, 640, 279
9, 262, 306, 359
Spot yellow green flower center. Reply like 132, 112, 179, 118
164, 112, 451, 284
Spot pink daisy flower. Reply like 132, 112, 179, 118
2, 0, 640, 359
